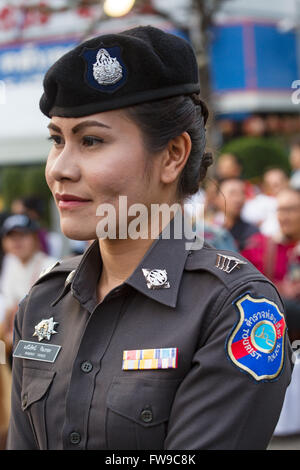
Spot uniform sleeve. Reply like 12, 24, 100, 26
164, 280, 293, 450
6, 298, 38, 450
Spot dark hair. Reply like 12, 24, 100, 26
22, 196, 45, 218
124, 93, 213, 199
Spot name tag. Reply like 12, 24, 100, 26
13, 340, 61, 363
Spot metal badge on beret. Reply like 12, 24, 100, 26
93, 48, 123, 85
215, 253, 247, 274
142, 268, 170, 289
81, 44, 127, 94
33, 317, 58, 342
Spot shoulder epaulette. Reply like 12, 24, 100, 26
185, 244, 267, 290
34, 255, 83, 286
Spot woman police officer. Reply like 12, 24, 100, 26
7, 26, 292, 450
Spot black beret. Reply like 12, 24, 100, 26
39, 25, 200, 118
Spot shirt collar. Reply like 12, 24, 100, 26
71, 213, 194, 309
125, 220, 191, 307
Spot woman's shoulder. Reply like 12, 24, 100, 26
184, 243, 268, 290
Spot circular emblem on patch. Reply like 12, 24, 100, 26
227, 294, 286, 381
251, 320, 276, 354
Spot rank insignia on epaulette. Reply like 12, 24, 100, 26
215, 253, 247, 273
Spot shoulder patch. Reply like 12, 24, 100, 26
227, 294, 286, 381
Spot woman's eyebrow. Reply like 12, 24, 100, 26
47, 120, 112, 134
71, 120, 112, 134
47, 122, 62, 133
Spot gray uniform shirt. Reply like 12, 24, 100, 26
7, 230, 293, 450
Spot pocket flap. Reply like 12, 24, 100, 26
21, 368, 56, 410
107, 376, 180, 427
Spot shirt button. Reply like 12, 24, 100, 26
80, 361, 93, 373
69, 432, 81, 445
140, 408, 153, 423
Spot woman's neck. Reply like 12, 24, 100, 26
98, 236, 156, 289
96, 208, 180, 301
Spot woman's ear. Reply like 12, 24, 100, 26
160, 132, 192, 185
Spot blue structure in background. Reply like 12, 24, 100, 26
211, 24, 246, 91
0, 20, 298, 116
210, 20, 299, 95
254, 24, 298, 90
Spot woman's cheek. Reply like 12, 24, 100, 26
45, 157, 55, 193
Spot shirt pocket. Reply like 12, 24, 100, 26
106, 376, 180, 450
21, 368, 56, 450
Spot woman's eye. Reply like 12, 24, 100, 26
82, 136, 104, 147
48, 135, 63, 146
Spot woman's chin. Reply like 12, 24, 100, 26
60, 220, 96, 241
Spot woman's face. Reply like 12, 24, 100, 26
45, 110, 165, 240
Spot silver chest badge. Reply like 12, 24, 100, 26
142, 269, 170, 289
33, 317, 58, 342
93, 48, 123, 86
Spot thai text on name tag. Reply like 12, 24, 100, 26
13, 340, 61, 363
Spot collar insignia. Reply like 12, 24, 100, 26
33, 317, 58, 342
38, 261, 60, 280
64, 269, 76, 287
215, 253, 247, 274
142, 268, 170, 289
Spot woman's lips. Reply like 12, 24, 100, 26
55, 193, 92, 209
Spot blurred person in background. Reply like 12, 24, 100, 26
242, 167, 289, 237
0, 211, 10, 325
0, 211, 11, 450
19, 196, 49, 254
289, 137, 300, 190
265, 187, 300, 447
0, 214, 57, 360
0, 212, 56, 450
184, 192, 237, 251
274, 188, 300, 338
11, 196, 63, 259
215, 152, 257, 199
242, 187, 300, 339
212, 177, 259, 251
216, 153, 242, 180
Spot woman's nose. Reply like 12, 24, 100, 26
48, 144, 81, 182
